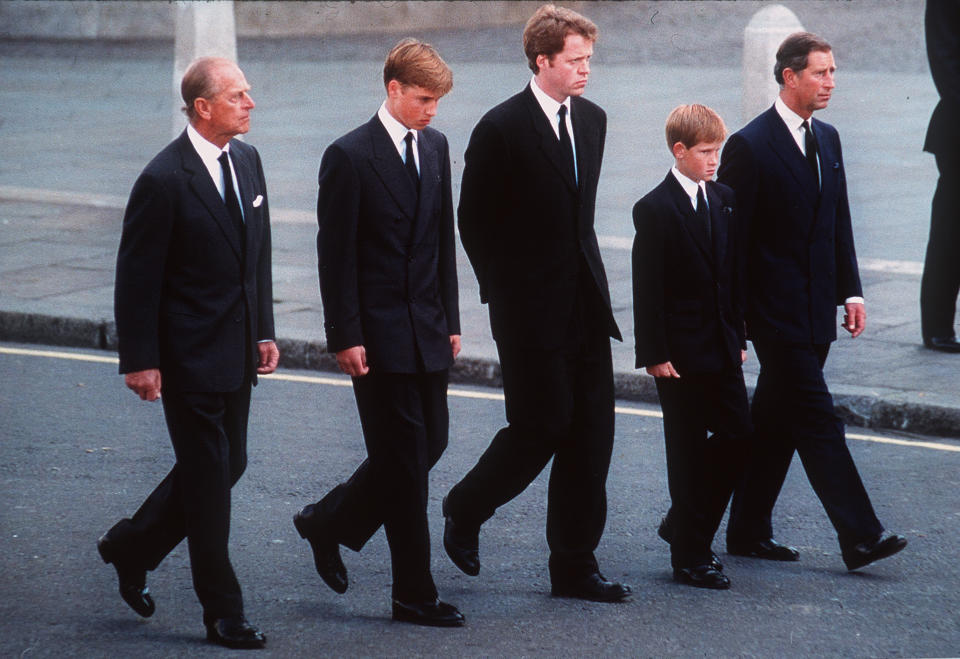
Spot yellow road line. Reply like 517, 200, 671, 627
3, 345, 958, 450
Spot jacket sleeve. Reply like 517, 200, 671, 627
831, 134, 863, 303
631, 199, 668, 368
114, 172, 174, 375
252, 147, 276, 342
316, 144, 364, 353
438, 135, 460, 335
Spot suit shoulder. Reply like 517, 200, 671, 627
421, 125, 449, 149
707, 180, 735, 199
632, 179, 672, 219
571, 95, 606, 121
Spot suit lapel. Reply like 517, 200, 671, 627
178, 132, 243, 261
231, 142, 260, 268
812, 117, 839, 210
571, 96, 597, 195
367, 116, 418, 221
524, 86, 578, 194
666, 174, 713, 264
410, 129, 439, 245
706, 182, 728, 268
764, 108, 820, 209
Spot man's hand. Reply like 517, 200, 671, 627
257, 340, 280, 374
125, 368, 162, 401
843, 302, 866, 338
450, 334, 462, 359
336, 345, 369, 377
741, 349, 748, 364
646, 361, 680, 378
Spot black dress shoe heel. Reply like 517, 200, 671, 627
727, 538, 800, 561
551, 572, 632, 602
392, 599, 465, 627
205, 616, 267, 649
842, 532, 907, 571
923, 336, 960, 353
293, 511, 348, 594
674, 564, 731, 590
442, 495, 480, 576
97, 534, 155, 618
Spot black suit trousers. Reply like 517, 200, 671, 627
300, 369, 449, 603
921, 152, 960, 339
106, 383, 251, 621
446, 280, 615, 580
655, 369, 750, 568
727, 341, 883, 549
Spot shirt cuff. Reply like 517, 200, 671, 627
844, 297, 864, 305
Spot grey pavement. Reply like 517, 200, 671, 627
1, 0, 958, 437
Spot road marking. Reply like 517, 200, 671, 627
3, 345, 957, 450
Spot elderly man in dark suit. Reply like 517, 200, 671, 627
921, 0, 960, 352
442, 4, 629, 603
292, 39, 463, 628
99, 56, 278, 649
718, 32, 905, 571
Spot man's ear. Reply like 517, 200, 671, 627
193, 97, 211, 121
672, 142, 687, 161
782, 67, 798, 88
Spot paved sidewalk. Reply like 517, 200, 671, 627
1, 0, 958, 437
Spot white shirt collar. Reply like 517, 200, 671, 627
775, 95, 811, 153
530, 75, 571, 133
671, 166, 706, 208
187, 123, 234, 197
377, 101, 417, 157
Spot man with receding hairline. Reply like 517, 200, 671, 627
98, 56, 276, 649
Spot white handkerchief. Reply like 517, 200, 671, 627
253, 195, 263, 208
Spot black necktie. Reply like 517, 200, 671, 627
218, 151, 245, 250
696, 185, 711, 242
404, 131, 419, 192
558, 104, 576, 183
802, 119, 820, 188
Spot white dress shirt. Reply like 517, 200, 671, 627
671, 167, 707, 212
377, 101, 419, 174
186, 123, 243, 220
530, 76, 577, 180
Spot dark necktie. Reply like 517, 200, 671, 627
218, 151, 245, 250
801, 119, 820, 188
404, 131, 419, 192
558, 104, 576, 184
696, 185, 711, 242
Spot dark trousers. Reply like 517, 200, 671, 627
727, 340, 883, 549
299, 369, 449, 603
656, 368, 750, 568
445, 306, 615, 582
105, 383, 252, 621
921, 152, 960, 340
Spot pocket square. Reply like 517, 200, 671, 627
252, 194, 263, 208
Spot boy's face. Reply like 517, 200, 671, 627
673, 140, 723, 183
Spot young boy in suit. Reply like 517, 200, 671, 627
632, 104, 751, 589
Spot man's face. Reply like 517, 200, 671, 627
200, 63, 255, 145
386, 81, 442, 131
785, 49, 836, 117
535, 33, 593, 102
674, 140, 723, 183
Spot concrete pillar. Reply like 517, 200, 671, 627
741, 4, 803, 123
172, 1, 237, 138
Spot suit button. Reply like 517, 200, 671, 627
234, 316, 241, 323
410, 297, 417, 303
408, 256, 415, 263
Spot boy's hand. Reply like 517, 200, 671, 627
646, 361, 680, 378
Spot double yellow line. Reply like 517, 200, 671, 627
3, 345, 958, 453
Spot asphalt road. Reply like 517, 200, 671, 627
1, 341, 958, 657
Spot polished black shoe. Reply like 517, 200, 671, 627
657, 516, 723, 570
97, 534, 155, 618
674, 564, 731, 590
923, 336, 960, 353
551, 572, 632, 602
392, 599, 465, 627
727, 538, 800, 561
205, 616, 267, 649
842, 532, 907, 571
442, 496, 480, 576
293, 511, 347, 594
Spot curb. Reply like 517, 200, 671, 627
2, 310, 958, 439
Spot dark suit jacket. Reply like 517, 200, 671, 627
316, 116, 459, 374
718, 106, 861, 346
924, 0, 960, 156
115, 130, 275, 392
632, 173, 745, 374
458, 85, 620, 349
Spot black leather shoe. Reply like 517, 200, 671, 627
97, 534, 155, 618
293, 511, 347, 594
205, 616, 266, 649
442, 496, 480, 576
392, 599, 465, 627
674, 564, 731, 590
923, 336, 960, 353
842, 532, 907, 571
727, 538, 800, 561
657, 515, 723, 570
551, 572, 632, 602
